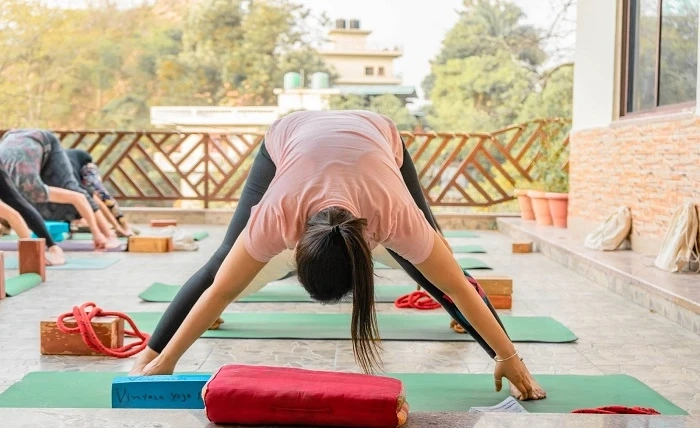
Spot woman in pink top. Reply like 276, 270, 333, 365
131, 110, 546, 401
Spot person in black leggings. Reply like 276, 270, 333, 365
130, 110, 545, 401
0, 129, 120, 250
0, 169, 67, 265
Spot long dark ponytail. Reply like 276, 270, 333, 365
295, 206, 383, 373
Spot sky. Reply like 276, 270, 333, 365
46, 0, 577, 97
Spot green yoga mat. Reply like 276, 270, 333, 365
444, 230, 478, 238
3, 256, 119, 270
140, 282, 418, 303
452, 244, 486, 253
374, 257, 490, 270
4, 273, 43, 297
456, 257, 491, 269
125, 312, 577, 343
0, 371, 686, 415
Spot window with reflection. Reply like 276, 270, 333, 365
623, 0, 699, 114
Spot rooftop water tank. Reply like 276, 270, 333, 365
349, 19, 360, 29
310, 72, 330, 89
335, 19, 346, 29
283, 72, 302, 90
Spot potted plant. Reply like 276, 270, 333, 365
513, 179, 535, 220
527, 182, 552, 226
544, 163, 569, 228
528, 126, 570, 226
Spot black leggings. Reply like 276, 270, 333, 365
36, 132, 100, 221
0, 169, 57, 247
147, 141, 509, 359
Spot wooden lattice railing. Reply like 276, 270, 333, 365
0, 118, 570, 208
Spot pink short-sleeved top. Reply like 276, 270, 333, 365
242, 110, 435, 265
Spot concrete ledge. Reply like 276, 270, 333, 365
497, 217, 700, 334
123, 207, 519, 229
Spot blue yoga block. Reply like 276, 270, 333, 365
45, 221, 69, 234
31, 221, 69, 242
111, 375, 211, 409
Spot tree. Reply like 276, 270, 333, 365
328, 94, 416, 131
165, 0, 335, 106
0, 0, 335, 129
423, 0, 575, 132
518, 64, 573, 122
328, 94, 368, 110
422, 0, 546, 98
368, 95, 417, 131
428, 51, 535, 132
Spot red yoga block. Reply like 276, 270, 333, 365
202, 364, 408, 427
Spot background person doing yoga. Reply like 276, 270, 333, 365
65, 149, 136, 237
0, 129, 117, 250
130, 110, 545, 401
0, 168, 67, 265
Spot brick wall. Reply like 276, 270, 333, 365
569, 115, 700, 251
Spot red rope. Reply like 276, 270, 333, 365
395, 291, 441, 310
571, 406, 660, 415
56, 302, 150, 358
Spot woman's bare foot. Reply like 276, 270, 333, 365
47, 245, 66, 266
209, 317, 225, 330
450, 319, 466, 334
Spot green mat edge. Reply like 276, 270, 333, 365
0, 371, 687, 415
3, 256, 119, 270
139, 282, 419, 303
125, 311, 579, 343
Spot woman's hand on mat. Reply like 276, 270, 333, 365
494, 357, 546, 401
129, 347, 161, 376
92, 232, 108, 250
133, 355, 176, 376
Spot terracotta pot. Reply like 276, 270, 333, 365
514, 189, 535, 220
527, 190, 552, 226
545, 192, 569, 228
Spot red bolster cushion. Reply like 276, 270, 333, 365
202, 364, 409, 427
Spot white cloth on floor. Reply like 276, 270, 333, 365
145, 226, 199, 251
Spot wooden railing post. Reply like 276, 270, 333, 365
203, 134, 210, 209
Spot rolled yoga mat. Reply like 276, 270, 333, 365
125, 312, 577, 343
3, 273, 43, 297
3, 256, 120, 270
140, 282, 419, 303
0, 371, 686, 415
374, 257, 491, 270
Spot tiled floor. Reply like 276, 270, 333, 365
0, 224, 699, 426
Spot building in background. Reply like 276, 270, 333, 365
150, 19, 418, 131
319, 18, 404, 87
